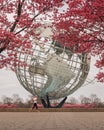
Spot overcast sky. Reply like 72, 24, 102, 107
0, 56, 104, 102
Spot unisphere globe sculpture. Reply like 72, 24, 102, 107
15, 38, 91, 107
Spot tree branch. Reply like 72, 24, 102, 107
0, 0, 25, 53
0, 47, 6, 53
10, 0, 25, 32
15, 0, 63, 35
15, 6, 50, 35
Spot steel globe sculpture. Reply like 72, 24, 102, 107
15, 26, 91, 108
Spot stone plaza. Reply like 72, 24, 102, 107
0, 112, 104, 130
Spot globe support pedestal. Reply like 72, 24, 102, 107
41, 95, 67, 108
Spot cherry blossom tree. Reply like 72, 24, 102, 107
53, 0, 104, 82
0, 0, 63, 69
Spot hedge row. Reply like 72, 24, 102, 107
0, 108, 104, 112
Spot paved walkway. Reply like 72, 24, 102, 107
0, 112, 104, 130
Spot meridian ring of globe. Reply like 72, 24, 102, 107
15, 40, 90, 100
